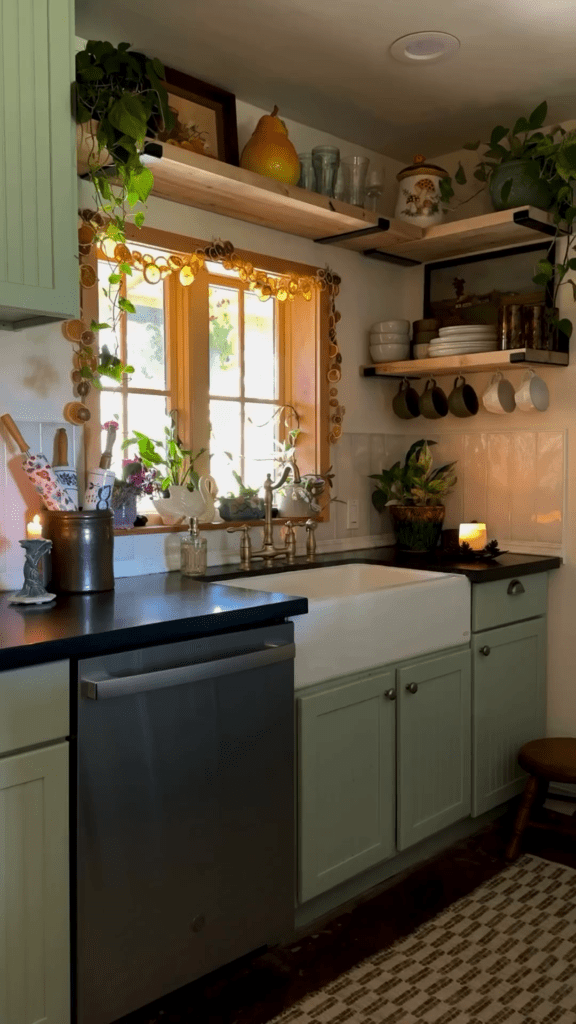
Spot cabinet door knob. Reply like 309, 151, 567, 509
479, 645, 491, 656
406, 682, 418, 694
384, 688, 396, 701
507, 579, 525, 596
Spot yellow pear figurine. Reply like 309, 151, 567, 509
240, 106, 301, 185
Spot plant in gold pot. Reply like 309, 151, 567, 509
369, 440, 457, 553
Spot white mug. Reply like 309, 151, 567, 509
514, 370, 549, 412
84, 469, 115, 510
482, 372, 516, 415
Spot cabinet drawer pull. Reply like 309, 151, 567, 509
479, 645, 491, 656
406, 682, 418, 694
384, 688, 397, 701
507, 579, 525, 596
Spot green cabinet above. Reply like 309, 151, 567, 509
0, 0, 79, 329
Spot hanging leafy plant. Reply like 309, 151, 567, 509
72, 40, 174, 383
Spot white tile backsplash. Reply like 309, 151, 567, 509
342, 428, 566, 556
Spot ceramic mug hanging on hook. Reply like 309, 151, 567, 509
392, 378, 420, 419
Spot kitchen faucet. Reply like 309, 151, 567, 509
227, 464, 317, 570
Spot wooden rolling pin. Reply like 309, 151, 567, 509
53, 427, 78, 508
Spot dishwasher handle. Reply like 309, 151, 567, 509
81, 641, 296, 699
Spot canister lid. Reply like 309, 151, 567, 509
397, 154, 449, 181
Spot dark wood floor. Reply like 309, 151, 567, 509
115, 802, 576, 1024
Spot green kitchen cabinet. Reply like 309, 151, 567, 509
397, 649, 471, 851
0, 0, 79, 329
297, 668, 397, 902
472, 617, 547, 816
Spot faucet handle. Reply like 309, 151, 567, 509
226, 523, 254, 571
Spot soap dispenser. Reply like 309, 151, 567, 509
181, 517, 207, 577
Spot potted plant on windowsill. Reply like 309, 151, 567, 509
369, 440, 457, 553
218, 472, 266, 522
122, 418, 207, 524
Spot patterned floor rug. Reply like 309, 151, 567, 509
271, 855, 576, 1024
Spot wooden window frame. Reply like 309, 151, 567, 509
82, 223, 330, 530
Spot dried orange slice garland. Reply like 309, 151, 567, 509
63, 211, 345, 441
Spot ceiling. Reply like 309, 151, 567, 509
75, 0, 576, 160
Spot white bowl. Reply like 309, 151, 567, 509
370, 343, 410, 363
371, 319, 410, 333
369, 331, 409, 345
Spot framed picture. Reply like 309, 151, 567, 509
158, 66, 239, 165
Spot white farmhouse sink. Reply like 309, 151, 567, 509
220, 563, 471, 688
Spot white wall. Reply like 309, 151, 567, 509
0, 107, 410, 588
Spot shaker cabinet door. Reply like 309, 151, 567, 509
472, 618, 547, 816
298, 669, 396, 903
0, 742, 70, 1024
397, 649, 471, 851
0, 0, 78, 327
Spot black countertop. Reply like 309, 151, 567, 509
0, 546, 561, 671
0, 574, 308, 670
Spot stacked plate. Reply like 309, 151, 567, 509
429, 325, 498, 357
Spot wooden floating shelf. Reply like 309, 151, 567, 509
77, 138, 557, 264
361, 349, 569, 378
141, 143, 422, 248
360, 207, 556, 265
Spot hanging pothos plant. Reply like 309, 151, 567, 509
72, 40, 174, 387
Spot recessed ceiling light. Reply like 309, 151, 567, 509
389, 32, 460, 65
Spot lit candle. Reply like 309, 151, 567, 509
26, 515, 43, 539
459, 522, 487, 551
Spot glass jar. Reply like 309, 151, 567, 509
342, 155, 370, 207
181, 517, 207, 577
312, 146, 340, 197
297, 153, 315, 191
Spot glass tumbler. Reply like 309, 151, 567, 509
297, 153, 315, 191
364, 166, 385, 212
342, 155, 370, 207
312, 146, 340, 197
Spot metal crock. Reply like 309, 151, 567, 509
41, 509, 114, 592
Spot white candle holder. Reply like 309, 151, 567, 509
10, 539, 56, 605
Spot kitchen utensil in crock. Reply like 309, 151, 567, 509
0, 414, 77, 511
53, 427, 79, 508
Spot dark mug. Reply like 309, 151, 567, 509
448, 375, 479, 417
419, 378, 448, 419
392, 378, 420, 419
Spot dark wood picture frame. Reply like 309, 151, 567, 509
161, 66, 239, 166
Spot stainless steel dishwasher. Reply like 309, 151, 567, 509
76, 622, 295, 1024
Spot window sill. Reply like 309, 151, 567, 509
113, 516, 320, 537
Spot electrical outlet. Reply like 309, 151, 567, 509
347, 499, 359, 529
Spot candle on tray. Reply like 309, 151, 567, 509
26, 514, 43, 539
459, 522, 487, 551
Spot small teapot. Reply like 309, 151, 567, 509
162, 478, 212, 520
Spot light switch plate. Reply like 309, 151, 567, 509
347, 499, 359, 529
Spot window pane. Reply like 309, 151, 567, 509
125, 270, 167, 390
244, 291, 277, 400
210, 399, 241, 496
99, 390, 124, 477
244, 402, 278, 490
209, 286, 240, 398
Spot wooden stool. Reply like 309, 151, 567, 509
506, 738, 576, 860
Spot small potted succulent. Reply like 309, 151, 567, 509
218, 471, 265, 522
370, 440, 457, 553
